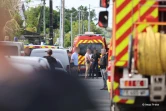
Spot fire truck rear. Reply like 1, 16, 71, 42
72, 32, 107, 73
99, 0, 166, 110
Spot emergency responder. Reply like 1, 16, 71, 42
85, 48, 91, 79
89, 50, 93, 78
99, 49, 108, 90
91, 49, 100, 79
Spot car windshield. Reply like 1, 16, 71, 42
30, 50, 69, 69
79, 43, 103, 55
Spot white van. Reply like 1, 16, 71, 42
6, 56, 51, 72
0, 41, 24, 56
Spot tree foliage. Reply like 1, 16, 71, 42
0, 0, 23, 40
25, 5, 108, 47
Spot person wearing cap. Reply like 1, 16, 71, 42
44, 49, 62, 70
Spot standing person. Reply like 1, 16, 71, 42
67, 50, 71, 63
91, 49, 100, 79
85, 48, 91, 79
99, 49, 108, 90
71, 47, 80, 76
89, 49, 93, 78
44, 49, 62, 69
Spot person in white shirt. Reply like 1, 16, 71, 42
89, 50, 93, 78
71, 47, 80, 76
85, 48, 91, 79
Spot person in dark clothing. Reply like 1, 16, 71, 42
91, 49, 100, 78
43, 49, 62, 69
99, 49, 108, 90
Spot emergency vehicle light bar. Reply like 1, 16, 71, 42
78, 34, 103, 36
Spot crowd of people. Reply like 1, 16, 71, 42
70, 47, 108, 90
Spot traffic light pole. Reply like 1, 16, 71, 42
49, 0, 53, 45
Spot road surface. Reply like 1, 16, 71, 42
81, 78, 110, 111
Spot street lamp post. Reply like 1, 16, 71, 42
49, 0, 53, 45
88, 4, 91, 32
56, 6, 61, 46
71, 13, 73, 47
70, 11, 79, 47
61, 0, 65, 47
43, 0, 46, 36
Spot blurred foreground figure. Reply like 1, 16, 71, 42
0, 47, 95, 111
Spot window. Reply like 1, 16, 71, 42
79, 43, 103, 56
0, 46, 18, 56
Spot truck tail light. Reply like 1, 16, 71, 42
124, 80, 144, 87
121, 79, 148, 88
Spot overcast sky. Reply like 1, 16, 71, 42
23, 0, 112, 27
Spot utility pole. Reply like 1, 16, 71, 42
71, 13, 73, 47
61, 0, 65, 47
43, 0, 46, 36
49, 0, 53, 45
58, 6, 62, 46
88, 4, 91, 32
81, 11, 82, 34
83, 24, 85, 34
82, 11, 84, 34
79, 11, 80, 35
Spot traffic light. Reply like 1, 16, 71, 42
98, 11, 109, 28
100, 0, 110, 8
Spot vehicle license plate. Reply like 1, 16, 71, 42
120, 89, 149, 96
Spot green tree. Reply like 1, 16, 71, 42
25, 6, 60, 33
0, 0, 24, 40
64, 32, 71, 47
24, 4, 106, 47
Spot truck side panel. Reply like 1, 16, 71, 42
114, 0, 158, 67
110, 0, 159, 105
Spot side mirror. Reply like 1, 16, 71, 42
100, 0, 110, 8
98, 11, 109, 28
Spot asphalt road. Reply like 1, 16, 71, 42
81, 78, 110, 111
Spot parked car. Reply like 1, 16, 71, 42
0, 41, 24, 56
7, 56, 66, 74
30, 49, 71, 74
6, 56, 50, 70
